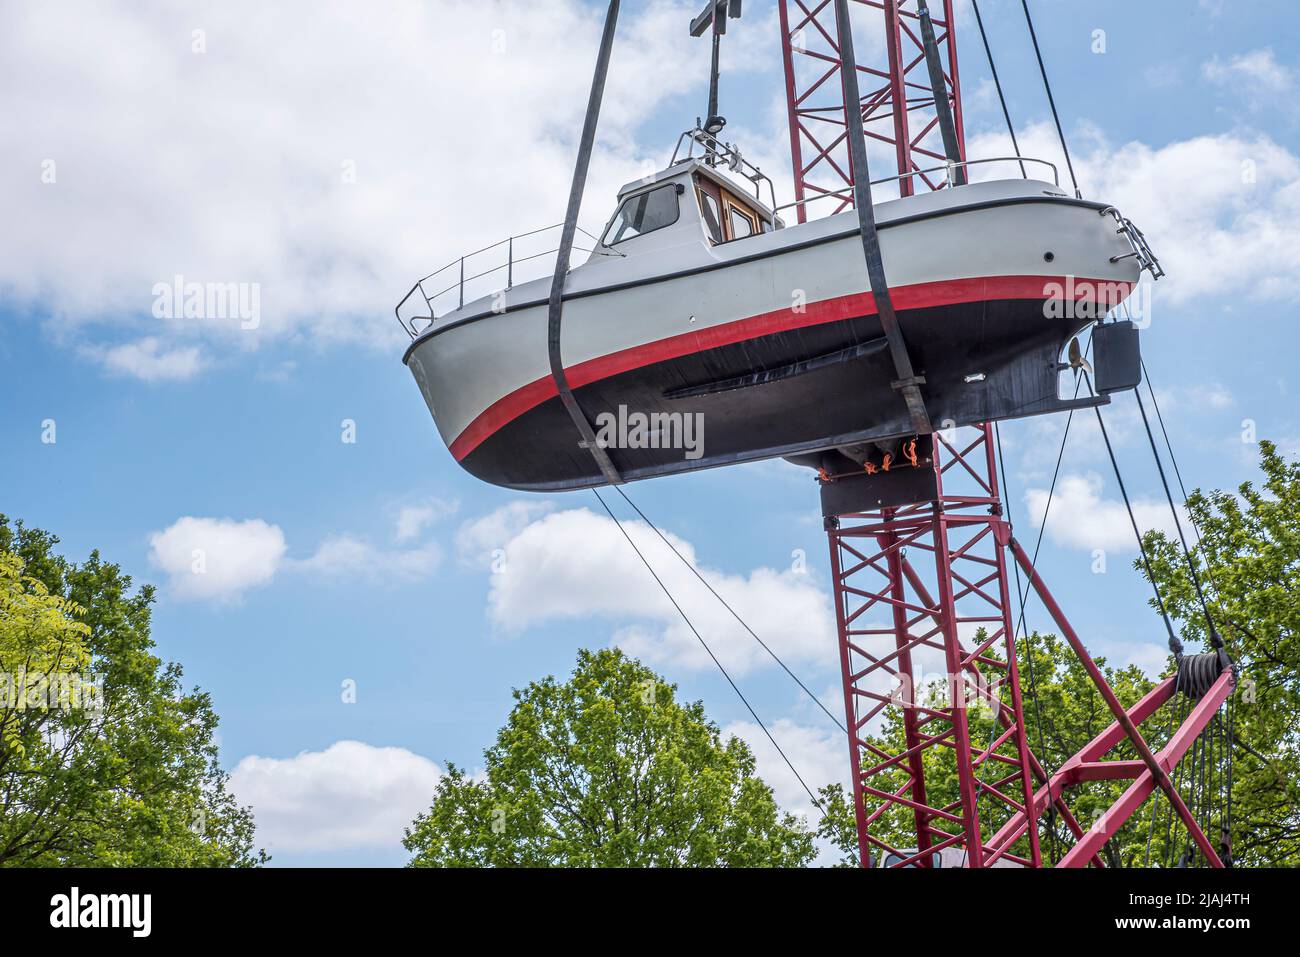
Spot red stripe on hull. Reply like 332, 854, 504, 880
447, 274, 1130, 461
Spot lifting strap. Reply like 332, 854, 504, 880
831, 0, 931, 436
916, 0, 966, 185
547, 0, 623, 486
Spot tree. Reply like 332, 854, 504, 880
0, 551, 91, 758
0, 516, 265, 866
817, 633, 1161, 868
404, 648, 815, 867
817, 442, 1300, 868
1142, 439, 1300, 866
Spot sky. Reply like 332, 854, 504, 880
2, 0, 1298, 866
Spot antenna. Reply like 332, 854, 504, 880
690, 0, 743, 148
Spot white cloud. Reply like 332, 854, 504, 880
966, 123, 1300, 307
1008, 394, 1137, 483
1024, 472, 1185, 553
455, 499, 555, 568
291, 535, 440, 582
148, 516, 286, 601
1203, 48, 1294, 101
1277, 434, 1300, 462
0, 1, 758, 355
1119, 641, 1175, 679
474, 504, 835, 676
99, 336, 205, 381
1183, 383, 1235, 410
393, 498, 458, 543
724, 717, 847, 820
228, 741, 441, 854
149, 514, 440, 599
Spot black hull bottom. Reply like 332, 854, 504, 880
458, 298, 1138, 491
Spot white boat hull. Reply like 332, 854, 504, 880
405, 179, 1141, 490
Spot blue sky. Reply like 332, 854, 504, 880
2, 0, 1298, 865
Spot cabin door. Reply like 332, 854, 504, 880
695, 173, 763, 244
695, 176, 726, 243
722, 193, 758, 241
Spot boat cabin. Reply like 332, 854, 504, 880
399, 123, 1151, 494
592, 156, 781, 260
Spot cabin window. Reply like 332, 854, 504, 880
602, 183, 681, 245
698, 191, 724, 244
695, 173, 766, 244
728, 204, 756, 240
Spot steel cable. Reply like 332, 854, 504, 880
1020, 0, 1081, 197
972, 0, 1026, 177
591, 488, 827, 817
1084, 373, 1184, 659
612, 485, 845, 734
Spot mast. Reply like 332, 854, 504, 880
691, 0, 742, 153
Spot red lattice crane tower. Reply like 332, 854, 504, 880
777, 0, 1234, 867
778, 0, 966, 221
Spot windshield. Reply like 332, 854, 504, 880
602, 183, 681, 245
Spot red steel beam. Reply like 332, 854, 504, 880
779, 0, 964, 217
1009, 538, 1227, 867
1058, 672, 1234, 868
787, 1, 1231, 869
825, 428, 1047, 867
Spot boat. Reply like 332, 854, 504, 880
397, 129, 1158, 492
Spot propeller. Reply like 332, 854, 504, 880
1067, 336, 1092, 375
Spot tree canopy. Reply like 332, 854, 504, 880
816, 632, 1159, 868
1142, 439, 1300, 865
404, 647, 816, 867
0, 516, 264, 866
819, 441, 1300, 868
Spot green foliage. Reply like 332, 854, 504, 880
404, 648, 815, 867
1141, 439, 1300, 866
814, 783, 859, 867
0, 516, 265, 866
816, 634, 1165, 868
0, 550, 91, 757
819, 442, 1300, 869
1017, 632, 1164, 867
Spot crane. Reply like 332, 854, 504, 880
778, 0, 1234, 867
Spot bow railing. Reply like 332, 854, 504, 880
395, 222, 615, 339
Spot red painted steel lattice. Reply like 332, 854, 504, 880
781, 0, 1232, 867
778, 0, 964, 222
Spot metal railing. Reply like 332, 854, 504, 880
772, 155, 1061, 217
670, 126, 779, 213
395, 223, 618, 339
1100, 205, 1164, 280
396, 156, 1068, 339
